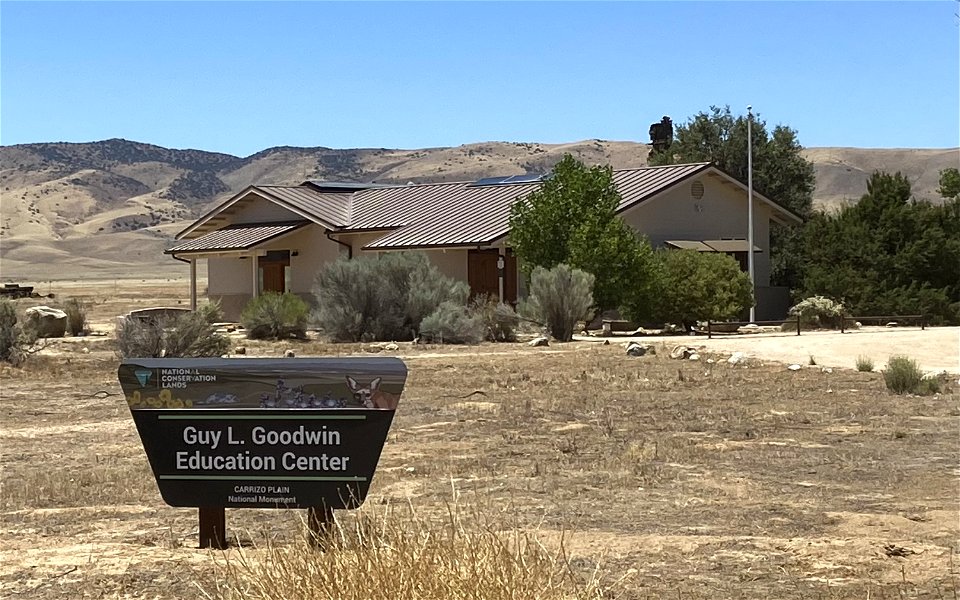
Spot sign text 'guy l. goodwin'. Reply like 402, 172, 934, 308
118, 357, 407, 509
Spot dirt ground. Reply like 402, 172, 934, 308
1, 279, 958, 598
596, 327, 960, 376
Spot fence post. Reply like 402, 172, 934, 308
921, 315, 925, 331
840, 316, 845, 334
796, 315, 801, 336
707, 320, 712, 339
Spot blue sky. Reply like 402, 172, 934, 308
2, 1, 958, 156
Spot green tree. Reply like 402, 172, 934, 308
649, 106, 815, 288
509, 154, 657, 311
938, 167, 960, 200
633, 250, 753, 331
801, 171, 960, 324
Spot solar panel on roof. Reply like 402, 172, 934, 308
501, 174, 543, 184
469, 173, 543, 187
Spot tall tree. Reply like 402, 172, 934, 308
801, 171, 960, 324
938, 167, 960, 200
649, 106, 816, 288
509, 154, 657, 312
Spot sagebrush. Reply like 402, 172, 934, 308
0, 299, 27, 365
419, 301, 485, 344
471, 294, 520, 342
519, 264, 594, 342
116, 304, 229, 358
241, 292, 309, 340
313, 253, 468, 342
883, 355, 939, 395
62, 297, 88, 336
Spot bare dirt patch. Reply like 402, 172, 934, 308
1, 280, 958, 598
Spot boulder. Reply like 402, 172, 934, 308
787, 364, 802, 371
24, 306, 67, 338
727, 352, 746, 365
528, 336, 549, 347
384, 343, 400, 351
688, 353, 700, 361
670, 345, 696, 359
625, 342, 654, 357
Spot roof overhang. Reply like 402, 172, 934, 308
176, 187, 339, 240
166, 221, 309, 257
665, 239, 763, 253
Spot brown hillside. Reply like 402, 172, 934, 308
1, 139, 956, 280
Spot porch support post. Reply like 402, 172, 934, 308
189, 258, 198, 311
251, 254, 259, 299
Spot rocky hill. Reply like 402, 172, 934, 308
0, 138, 956, 280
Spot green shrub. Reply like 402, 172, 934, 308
471, 294, 519, 342
241, 293, 309, 340
419, 301, 485, 344
116, 306, 230, 358
883, 355, 938, 395
62, 298, 88, 336
313, 253, 468, 342
788, 296, 846, 329
519, 264, 594, 342
637, 250, 752, 331
855, 355, 874, 372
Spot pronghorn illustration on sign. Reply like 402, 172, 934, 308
346, 376, 399, 410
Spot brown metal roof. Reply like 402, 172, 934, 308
257, 186, 351, 228
174, 161, 800, 252
166, 222, 309, 254
353, 181, 540, 249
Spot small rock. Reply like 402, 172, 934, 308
821, 367, 833, 374
669, 345, 694, 360
235, 347, 246, 355
706, 358, 715, 364
688, 353, 700, 361
886, 321, 898, 328
284, 349, 296, 358
80, 347, 90, 354
602, 339, 610, 345
384, 343, 399, 351
625, 342, 649, 357
727, 351, 746, 365
528, 336, 549, 347
741, 323, 760, 330
787, 364, 802, 371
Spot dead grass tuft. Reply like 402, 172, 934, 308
205, 500, 612, 600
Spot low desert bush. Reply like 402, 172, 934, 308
206, 502, 609, 600
0, 299, 27, 365
62, 297, 88, 336
788, 296, 846, 329
519, 264, 594, 342
313, 253, 468, 342
116, 305, 230, 358
241, 292, 309, 340
471, 294, 520, 342
883, 355, 939, 395
419, 301, 485, 344
855, 355, 874, 372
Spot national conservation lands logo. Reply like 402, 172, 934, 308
118, 358, 407, 510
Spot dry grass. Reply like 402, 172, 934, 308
206, 501, 611, 600
1, 329, 958, 599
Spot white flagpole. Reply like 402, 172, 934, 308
747, 105, 756, 323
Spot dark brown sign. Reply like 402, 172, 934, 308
118, 358, 406, 509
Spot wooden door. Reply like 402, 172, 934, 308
258, 251, 290, 294
467, 249, 517, 304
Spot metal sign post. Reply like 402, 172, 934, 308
118, 357, 407, 549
